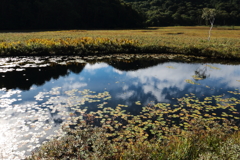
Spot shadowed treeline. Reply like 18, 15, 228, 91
0, 0, 144, 30
125, 0, 240, 26
1, 0, 240, 30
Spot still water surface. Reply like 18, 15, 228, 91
0, 56, 240, 159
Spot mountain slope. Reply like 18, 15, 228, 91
124, 0, 240, 26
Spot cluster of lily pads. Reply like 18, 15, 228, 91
27, 88, 240, 159
1, 55, 240, 159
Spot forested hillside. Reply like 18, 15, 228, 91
124, 0, 240, 26
1, 0, 239, 30
0, 0, 143, 30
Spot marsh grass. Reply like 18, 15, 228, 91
0, 38, 139, 56
27, 91, 240, 160
0, 26, 240, 59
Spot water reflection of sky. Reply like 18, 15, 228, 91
1, 61, 240, 159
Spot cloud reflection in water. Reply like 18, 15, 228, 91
0, 61, 240, 159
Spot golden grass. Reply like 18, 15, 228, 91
0, 26, 239, 58
1, 26, 239, 42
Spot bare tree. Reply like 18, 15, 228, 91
202, 8, 217, 41
194, 65, 210, 81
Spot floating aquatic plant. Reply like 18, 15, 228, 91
185, 79, 200, 85
27, 89, 240, 160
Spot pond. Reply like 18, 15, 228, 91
0, 54, 240, 159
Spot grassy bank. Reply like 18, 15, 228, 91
27, 91, 240, 160
0, 26, 240, 59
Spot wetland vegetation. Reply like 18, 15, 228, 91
28, 102, 240, 160
0, 27, 239, 159
1, 55, 240, 159
19, 55, 239, 160
1, 0, 240, 159
0, 26, 240, 59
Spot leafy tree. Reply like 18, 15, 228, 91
123, 0, 240, 26
1, 0, 240, 30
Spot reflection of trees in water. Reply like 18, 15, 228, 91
0, 63, 86, 90
194, 65, 210, 81
67, 63, 87, 74
0, 57, 165, 91
108, 59, 161, 71
87, 58, 164, 71
0, 57, 219, 91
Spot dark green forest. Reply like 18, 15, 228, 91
0, 0, 240, 30
124, 0, 240, 26
0, 0, 143, 30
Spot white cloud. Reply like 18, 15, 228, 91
117, 90, 135, 100
203, 64, 240, 89
121, 62, 240, 102
85, 63, 109, 70
79, 77, 85, 81
122, 85, 129, 91
113, 69, 124, 75
124, 63, 199, 101
62, 82, 87, 90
